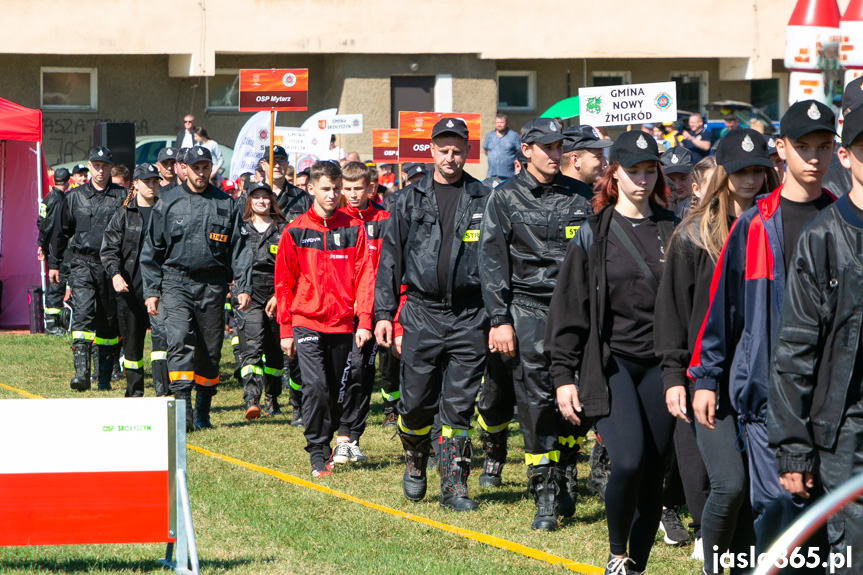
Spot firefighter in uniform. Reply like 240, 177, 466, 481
48, 147, 126, 391
38, 167, 71, 336
478, 118, 593, 531
100, 163, 170, 397
374, 118, 490, 511
141, 146, 251, 431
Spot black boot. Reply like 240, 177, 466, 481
124, 365, 145, 398
439, 435, 479, 511
586, 440, 611, 502
477, 429, 508, 488
152, 357, 170, 397
400, 433, 431, 501
527, 465, 559, 531
70, 340, 91, 391
111, 347, 123, 381
91, 344, 99, 384
96, 345, 115, 391
286, 369, 303, 426
45, 314, 65, 336
195, 386, 216, 430
175, 389, 194, 432
556, 447, 579, 518
264, 394, 282, 416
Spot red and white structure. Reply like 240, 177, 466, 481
841, 0, 863, 88
785, 0, 842, 104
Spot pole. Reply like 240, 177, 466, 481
293, 153, 298, 186
338, 134, 342, 160
398, 162, 403, 189
37, 142, 47, 325
268, 111, 275, 186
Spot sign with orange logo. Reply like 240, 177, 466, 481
397, 112, 481, 163
372, 129, 399, 163
239, 69, 308, 112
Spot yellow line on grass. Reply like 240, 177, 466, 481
0, 383, 43, 399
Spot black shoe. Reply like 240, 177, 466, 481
383, 412, 398, 428
400, 434, 430, 501
45, 315, 65, 336
263, 394, 282, 416
477, 429, 508, 488
96, 345, 115, 391
290, 409, 303, 427
527, 465, 559, 531
586, 440, 611, 502
175, 390, 194, 433
195, 389, 214, 430
439, 435, 478, 512
659, 507, 690, 545
69, 341, 91, 391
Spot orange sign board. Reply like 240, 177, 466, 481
239, 69, 308, 112
372, 129, 399, 163
397, 112, 481, 163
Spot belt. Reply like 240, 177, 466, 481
163, 269, 227, 284
512, 293, 550, 310
406, 289, 446, 304
69, 251, 101, 264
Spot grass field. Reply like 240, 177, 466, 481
0, 333, 701, 575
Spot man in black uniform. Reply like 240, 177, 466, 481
156, 147, 180, 193
48, 147, 127, 391
479, 118, 593, 531
141, 146, 251, 431
375, 118, 490, 511
38, 167, 71, 336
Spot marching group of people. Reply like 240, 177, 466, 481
35, 86, 863, 573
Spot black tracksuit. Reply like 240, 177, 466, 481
38, 186, 68, 319
100, 195, 169, 397
141, 182, 250, 394
478, 169, 593, 464
374, 172, 490, 436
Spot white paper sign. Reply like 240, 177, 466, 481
274, 127, 310, 154
578, 82, 677, 127
317, 114, 363, 134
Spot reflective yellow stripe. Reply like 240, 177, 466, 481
44, 308, 62, 315
71, 331, 96, 341
380, 389, 399, 402
565, 225, 580, 239
477, 414, 510, 434
150, 351, 167, 361
441, 425, 469, 438
462, 229, 480, 242
93, 336, 120, 346
263, 366, 283, 377
397, 416, 431, 436
241, 365, 264, 377
558, 435, 586, 449
288, 379, 301, 391
123, 358, 143, 370
231, 336, 239, 346
524, 451, 560, 466
224, 303, 232, 311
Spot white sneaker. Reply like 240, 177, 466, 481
348, 441, 367, 463
332, 441, 351, 464
690, 537, 704, 561
603, 554, 634, 575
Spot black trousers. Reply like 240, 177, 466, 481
378, 344, 400, 414
235, 296, 283, 402
69, 260, 119, 345
161, 279, 227, 393
44, 264, 67, 317
117, 290, 168, 397
339, 335, 378, 442
283, 353, 303, 409
294, 327, 353, 454
397, 297, 486, 435
477, 351, 514, 432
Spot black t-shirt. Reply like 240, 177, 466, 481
606, 210, 665, 358
781, 193, 832, 275
139, 205, 152, 231
433, 177, 463, 295
682, 127, 713, 162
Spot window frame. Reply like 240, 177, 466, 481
40, 67, 98, 111
496, 70, 536, 113
592, 71, 632, 86
205, 68, 241, 111
669, 70, 709, 115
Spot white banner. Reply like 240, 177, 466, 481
274, 127, 310, 155
579, 81, 677, 127
316, 114, 363, 134
229, 110, 277, 180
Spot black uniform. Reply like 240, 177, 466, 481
38, 185, 68, 329
100, 195, 170, 397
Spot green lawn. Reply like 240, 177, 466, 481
0, 333, 700, 574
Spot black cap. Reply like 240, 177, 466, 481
714, 129, 774, 175
133, 163, 160, 180
842, 105, 863, 147
246, 182, 275, 196
780, 100, 836, 140
521, 118, 564, 145
157, 147, 179, 163
261, 145, 288, 161
402, 162, 428, 178
177, 148, 191, 164
608, 131, 660, 168
185, 145, 213, 164
766, 135, 778, 156
53, 168, 70, 183
88, 146, 113, 164
71, 163, 88, 174
431, 117, 469, 140
660, 147, 694, 175
842, 76, 863, 117
562, 125, 613, 153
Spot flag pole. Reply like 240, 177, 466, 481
268, 110, 275, 186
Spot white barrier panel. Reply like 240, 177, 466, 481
788, 71, 830, 105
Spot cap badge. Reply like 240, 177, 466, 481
198, 149, 204, 156
415, 167, 422, 173
446, 120, 454, 128
671, 155, 680, 164
149, 166, 156, 172
768, 137, 775, 147
808, 103, 821, 121
742, 134, 755, 153
636, 134, 648, 149
550, 121, 558, 132
167, 149, 173, 156
97, 150, 104, 156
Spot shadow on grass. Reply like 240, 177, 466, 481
0, 556, 256, 573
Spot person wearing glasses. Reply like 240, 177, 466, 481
175, 115, 196, 149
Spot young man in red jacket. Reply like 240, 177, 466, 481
275, 161, 375, 477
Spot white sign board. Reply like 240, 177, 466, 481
579, 81, 677, 127
230, 111, 277, 180
317, 114, 363, 134
274, 127, 310, 155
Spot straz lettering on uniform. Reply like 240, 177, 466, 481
463, 229, 480, 242
565, 225, 580, 239
604, 111, 653, 123
269, 244, 278, 254
209, 232, 228, 243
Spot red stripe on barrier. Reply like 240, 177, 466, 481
0, 470, 171, 546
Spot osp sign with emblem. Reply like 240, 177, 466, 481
239, 69, 309, 112
372, 129, 399, 163
397, 112, 482, 164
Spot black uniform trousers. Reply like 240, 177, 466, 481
339, 335, 378, 442
397, 296, 486, 436
378, 345, 400, 414
283, 353, 303, 409
69, 259, 119, 346
293, 327, 353, 455
161, 278, 227, 393
117, 290, 168, 397
44, 262, 68, 317
235, 297, 283, 403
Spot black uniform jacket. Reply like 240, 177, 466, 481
237, 179, 311, 223
374, 171, 490, 321
37, 187, 66, 252
545, 203, 677, 418
100, 195, 159, 298
141, 182, 251, 299
480, 168, 592, 327
768, 195, 863, 474
244, 218, 287, 305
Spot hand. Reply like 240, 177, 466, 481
145, 297, 159, 316
375, 320, 393, 347
665, 386, 691, 422
356, 328, 372, 348
779, 471, 815, 499
37, 246, 44, 261
265, 296, 278, 318
236, 293, 251, 311
692, 389, 716, 430
556, 384, 583, 426
394, 335, 402, 358
281, 337, 296, 358
682, 131, 692, 140
489, 324, 516, 357
112, 274, 129, 293
48, 269, 60, 285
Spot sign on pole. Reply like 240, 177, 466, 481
372, 129, 399, 163
274, 127, 310, 155
578, 81, 677, 127
397, 112, 481, 164
239, 69, 309, 112
316, 114, 363, 134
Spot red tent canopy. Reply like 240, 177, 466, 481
0, 97, 42, 142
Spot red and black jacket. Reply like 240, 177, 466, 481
341, 201, 389, 272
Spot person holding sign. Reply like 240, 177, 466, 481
374, 118, 490, 511
479, 118, 592, 531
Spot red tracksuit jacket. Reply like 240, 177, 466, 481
275, 206, 374, 338
341, 202, 389, 271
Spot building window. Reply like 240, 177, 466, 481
751, 74, 787, 121
206, 70, 240, 110
497, 71, 536, 112
40, 67, 97, 110
592, 71, 631, 87
670, 71, 708, 115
